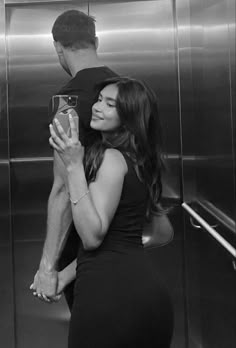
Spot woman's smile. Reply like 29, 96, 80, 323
90, 83, 121, 132
91, 113, 104, 121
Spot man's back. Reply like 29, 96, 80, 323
31, 9, 119, 311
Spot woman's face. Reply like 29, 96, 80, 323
90, 84, 121, 132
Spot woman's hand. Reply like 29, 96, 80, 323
30, 269, 67, 304
49, 114, 84, 170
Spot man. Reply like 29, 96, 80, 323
31, 9, 118, 310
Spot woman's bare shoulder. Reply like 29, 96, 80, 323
100, 148, 128, 176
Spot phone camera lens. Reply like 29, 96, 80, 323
68, 96, 77, 107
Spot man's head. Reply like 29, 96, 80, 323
52, 10, 98, 74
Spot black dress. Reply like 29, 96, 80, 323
68, 154, 174, 348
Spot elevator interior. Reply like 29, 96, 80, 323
0, 0, 235, 348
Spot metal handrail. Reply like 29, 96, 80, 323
182, 202, 236, 258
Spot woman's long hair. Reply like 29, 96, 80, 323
84, 77, 164, 219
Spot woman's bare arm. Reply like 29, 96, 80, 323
67, 149, 127, 250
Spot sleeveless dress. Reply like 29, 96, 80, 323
68, 154, 174, 348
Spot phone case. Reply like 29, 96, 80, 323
51, 95, 79, 137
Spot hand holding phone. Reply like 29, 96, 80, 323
51, 95, 79, 138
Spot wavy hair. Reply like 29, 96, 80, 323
84, 77, 164, 219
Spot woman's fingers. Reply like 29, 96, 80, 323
53, 118, 69, 142
69, 114, 79, 142
49, 136, 61, 152
41, 293, 51, 302
49, 124, 66, 149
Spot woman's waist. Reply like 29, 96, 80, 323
77, 234, 143, 266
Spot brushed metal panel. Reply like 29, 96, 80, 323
0, 163, 11, 243
195, 0, 235, 220
228, 0, 236, 222
179, 1, 236, 347
6, 2, 88, 158
0, 1, 15, 346
6, 0, 73, 3
90, 0, 181, 200
5, 0, 136, 3
184, 207, 236, 348
10, 159, 53, 241
0, 164, 15, 348
180, 0, 235, 221
0, 2, 8, 159
175, 0, 196, 203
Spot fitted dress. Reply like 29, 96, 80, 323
68, 154, 174, 348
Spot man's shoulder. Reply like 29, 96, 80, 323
57, 66, 118, 97
72, 66, 118, 90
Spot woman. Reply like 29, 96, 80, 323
49, 77, 174, 348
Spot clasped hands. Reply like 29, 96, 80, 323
30, 268, 63, 303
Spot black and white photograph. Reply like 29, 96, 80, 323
0, 1, 235, 347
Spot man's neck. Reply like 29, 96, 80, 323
66, 49, 103, 77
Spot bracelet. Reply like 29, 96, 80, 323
69, 190, 89, 205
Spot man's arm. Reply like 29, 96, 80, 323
31, 151, 73, 297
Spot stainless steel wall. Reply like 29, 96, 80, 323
177, 0, 236, 346
0, 0, 15, 347
179, 0, 235, 225
1, 0, 235, 347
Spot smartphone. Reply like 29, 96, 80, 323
51, 95, 79, 137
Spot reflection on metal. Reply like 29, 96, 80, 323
178, 0, 235, 222
0, 0, 15, 346
190, 215, 218, 229
189, 216, 202, 229
0, 1, 8, 159
5, 0, 74, 3
10, 157, 53, 162
182, 202, 236, 258
198, 200, 235, 234
142, 213, 174, 249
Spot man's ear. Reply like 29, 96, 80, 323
53, 41, 64, 55
95, 37, 99, 50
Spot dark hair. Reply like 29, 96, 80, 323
52, 10, 96, 49
84, 77, 164, 219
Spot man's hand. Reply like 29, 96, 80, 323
30, 267, 58, 300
